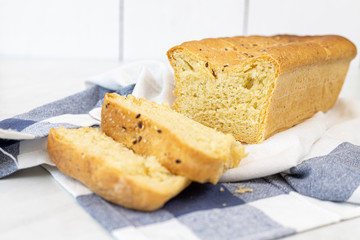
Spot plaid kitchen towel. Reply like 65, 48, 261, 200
1, 61, 360, 240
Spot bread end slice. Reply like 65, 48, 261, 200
47, 127, 190, 211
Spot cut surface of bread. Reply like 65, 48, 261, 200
47, 127, 190, 211
167, 35, 357, 143
101, 93, 246, 184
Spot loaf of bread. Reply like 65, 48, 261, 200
100, 93, 246, 184
47, 127, 190, 211
167, 35, 357, 143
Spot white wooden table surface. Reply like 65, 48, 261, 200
0, 58, 359, 240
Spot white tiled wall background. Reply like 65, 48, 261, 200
0, 0, 359, 66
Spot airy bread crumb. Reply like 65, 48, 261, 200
234, 185, 253, 194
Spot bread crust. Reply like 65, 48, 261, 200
101, 94, 245, 184
168, 35, 356, 74
263, 60, 350, 140
47, 127, 190, 211
167, 35, 357, 143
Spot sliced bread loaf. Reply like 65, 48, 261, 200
47, 127, 190, 211
100, 93, 246, 184
167, 35, 357, 143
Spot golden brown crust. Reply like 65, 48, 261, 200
47, 127, 190, 211
100, 93, 245, 183
263, 60, 350, 140
167, 35, 357, 74
167, 35, 357, 143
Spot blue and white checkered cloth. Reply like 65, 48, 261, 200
1, 61, 360, 240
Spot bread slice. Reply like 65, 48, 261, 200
100, 93, 246, 184
47, 127, 190, 211
167, 35, 357, 143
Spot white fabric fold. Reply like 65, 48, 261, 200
0, 128, 35, 140
86, 60, 176, 105
220, 112, 327, 182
